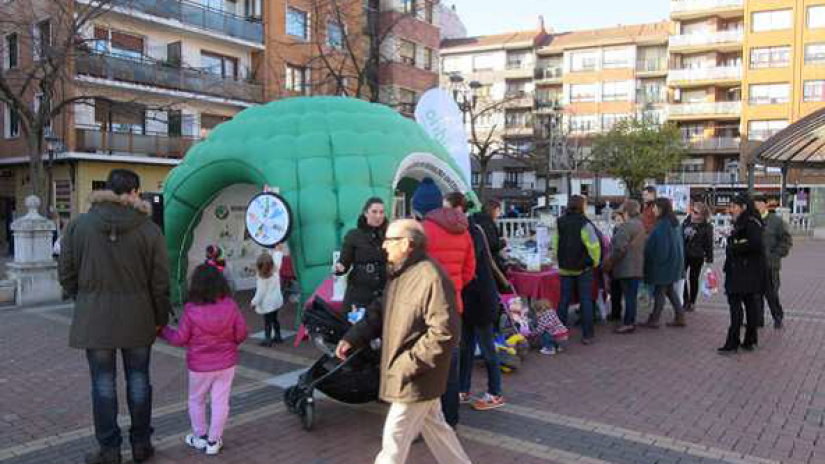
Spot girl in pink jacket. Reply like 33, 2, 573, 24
162, 264, 248, 455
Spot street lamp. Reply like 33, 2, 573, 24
44, 134, 63, 214
448, 73, 481, 117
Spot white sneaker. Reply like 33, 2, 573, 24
205, 439, 223, 455
540, 347, 557, 355
184, 434, 208, 450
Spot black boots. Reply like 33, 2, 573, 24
84, 448, 121, 464
131, 442, 155, 463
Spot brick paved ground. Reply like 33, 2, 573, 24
2, 240, 825, 464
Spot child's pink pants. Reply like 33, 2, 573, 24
188, 367, 236, 442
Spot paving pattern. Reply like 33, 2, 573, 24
2, 240, 825, 463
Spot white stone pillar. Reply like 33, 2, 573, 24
6, 196, 62, 306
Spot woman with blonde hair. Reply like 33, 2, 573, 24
681, 201, 714, 312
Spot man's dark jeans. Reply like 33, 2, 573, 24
86, 348, 153, 449
558, 271, 595, 340
440, 347, 461, 427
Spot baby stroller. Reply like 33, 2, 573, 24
283, 298, 380, 431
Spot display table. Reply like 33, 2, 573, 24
507, 267, 603, 308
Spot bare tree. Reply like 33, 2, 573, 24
271, 0, 434, 103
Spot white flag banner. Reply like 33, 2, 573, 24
414, 89, 472, 187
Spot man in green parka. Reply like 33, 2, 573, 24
59, 169, 171, 464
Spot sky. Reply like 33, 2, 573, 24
444, 0, 670, 36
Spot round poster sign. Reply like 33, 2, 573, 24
245, 192, 292, 248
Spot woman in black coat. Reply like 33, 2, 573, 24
719, 194, 765, 355
459, 212, 504, 409
682, 201, 714, 312
334, 198, 388, 313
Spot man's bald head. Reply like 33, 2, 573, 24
388, 219, 427, 250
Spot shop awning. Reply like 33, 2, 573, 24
753, 107, 825, 167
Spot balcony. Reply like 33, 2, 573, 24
667, 66, 742, 86
683, 136, 741, 151
503, 125, 534, 137
76, 53, 265, 104
534, 67, 563, 83
504, 91, 534, 108
666, 171, 740, 185
636, 92, 667, 106
535, 99, 563, 113
669, 30, 743, 52
636, 57, 668, 75
75, 126, 198, 159
668, 101, 741, 119
113, 0, 263, 44
670, 0, 744, 19
505, 63, 534, 79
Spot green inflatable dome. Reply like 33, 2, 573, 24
163, 97, 472, 306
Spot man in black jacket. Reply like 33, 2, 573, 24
59, 169, 170, 464
754, 195, 793, 329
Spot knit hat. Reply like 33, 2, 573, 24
411, 177, 443, 217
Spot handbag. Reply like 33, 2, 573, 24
603, 228, 645, 274
475, 224, 514, 294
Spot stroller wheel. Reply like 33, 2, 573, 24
299, 398, 315, 431
283, 386, 297, 413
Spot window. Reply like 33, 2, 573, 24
505, 110, 531, 128
442, 56, 461, 73
504, 170, 523, 188
638, 79, 665, 103
200, 113, 230, 138
402, 0, 417, 15
399, 39, 416, 66
506, 51, 529, 69
33, 20, 51, 60
472, 53, 495, 72
570, 114, 597, 133
506, 80, 527, 97
327, 22, 343, 48
752, 10, 792, 32
750, 46, 790, 68
94, 99, 145, 133
602, 81, 630, 102
602, 114, 627, 131
809, 6, 825, 29
201, 51, 239, 79
804, 80, 825, 102
4, 33, 18, 69
748, 120, 788, 141
424, 48, 434, 71
398, 88, 417, 114
570, 51, 597, 72
570, 83, 597, 102
286, 64, 309, 94
93, 27, 144, 59
749, 83, 790, 105
3, 104, 20, 139
286, 6, 308, 40
806, 43, 825, 64
602, 48, 630, 69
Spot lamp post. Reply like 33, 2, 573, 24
448, 73, 481, 122
543, 102, 572, 196
44, 134, 62, 215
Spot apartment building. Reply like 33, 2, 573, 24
440, 21, 669, 205
0, 0, 266, 227
668, 0, 745, 186
741, 0, 825, 187
376, 0, 442, 115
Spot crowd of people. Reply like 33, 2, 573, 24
57, 169, 794, 464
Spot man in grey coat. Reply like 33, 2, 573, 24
59, 169, 171, 464
754, 195, 793, 329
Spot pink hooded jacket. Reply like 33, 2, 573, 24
162, 297, 248, 372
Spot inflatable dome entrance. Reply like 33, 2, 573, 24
163, 97, 472, 304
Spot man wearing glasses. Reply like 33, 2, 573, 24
336, 219, 471, 464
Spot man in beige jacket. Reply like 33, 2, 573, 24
336, 219, 472, 464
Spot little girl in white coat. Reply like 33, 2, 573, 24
251, 248, 284, 346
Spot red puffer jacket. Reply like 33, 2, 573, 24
424, 208, 476, 313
